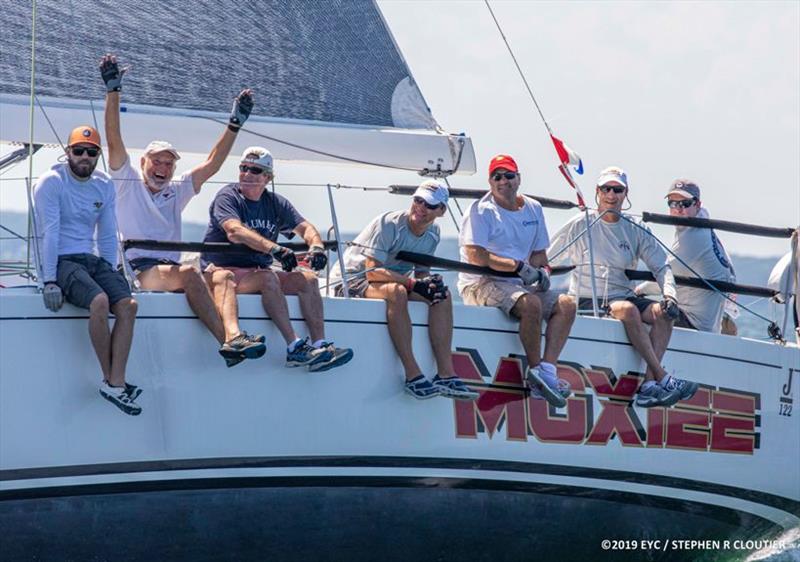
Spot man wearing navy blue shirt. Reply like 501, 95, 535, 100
202, 147, 352, 371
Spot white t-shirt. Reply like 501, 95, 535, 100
111, 156, 195, 262
549, 211, 676, 301
668, 214, 735, 332
457, 193, 549, 290
331, 210, 440, 282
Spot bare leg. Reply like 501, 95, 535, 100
88, 292, 112, 381
108, 297, 137, 386
238, 270, 297, 345
511, 293, 543, 368
415, 291, 455, 377
542, 294, 576, 365
140, 265, 225, 344
641, 303, 673, 380
366, 283, 422, 380
206, 269, 240, 342
279, 270, 325, 342
609, 301, 668, 382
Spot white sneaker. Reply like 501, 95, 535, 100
99, 382, 142, 416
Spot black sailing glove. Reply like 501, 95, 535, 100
229, 89, 254, 128
270, 245, 298, 272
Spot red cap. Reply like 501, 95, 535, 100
67, 126, 101, 148
488, 154, 518, 175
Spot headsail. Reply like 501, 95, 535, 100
0, 0, 475, 174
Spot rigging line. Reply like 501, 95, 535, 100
199, 116, 426, 173
89, 99, 107, 173
0, 225, 29, 242
34, 95, 65, 151
25, 0, 38, 281
484, 0, 551, 134
616, 213, 776, 328
442, 176, 460, 233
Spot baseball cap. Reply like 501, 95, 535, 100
143, 140, 181, 161
596, 166, 628, 188
413, 179, 449, 207
488, 154, 519, 175
666, 179, 701, 200
241, 146, 273, 173
67, 125, 101, 148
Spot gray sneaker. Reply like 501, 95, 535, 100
286, 338, 334, 367
308, 342, 354, 372
526, 365, 568, 408
636, 383, 681, 408
663, 376, 699, 401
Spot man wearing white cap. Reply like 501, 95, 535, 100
634, 179, 736, 333
201, 147, 353, 372
332, 180, 476, 400
100, 53, 262, 366
549, 166, 699, 408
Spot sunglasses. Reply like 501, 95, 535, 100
668, 199, 696, 209
491, 171, 518, 181
598, 185, 626, 194
239, 164, 267, 175
70, 146, 100, 157
413, 196, 443, 210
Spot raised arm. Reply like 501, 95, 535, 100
99, 54, 128, 171
190, 89, 255, 192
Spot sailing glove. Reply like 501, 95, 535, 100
270, 245, 298, 272
229, 89, 254, 128
409, 274, 448, 305
515, 261, 541, 286
99, 55, 126, 92
661, 295, 680, 321
43, 282, 63, 312
536, 267, 551, 292
307, 245, 327, 271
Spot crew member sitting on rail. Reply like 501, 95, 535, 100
633, 179, 736, 334
201, 147, 353, 372
34, 126, 141, 416
458, 154, 576, 408
332, 180, 478, 401
548, 166, 698, 408
100, 53, 261, 366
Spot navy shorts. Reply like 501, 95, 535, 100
578, 296, 658, 315
129, 257, 180, 275
56, 254, 132, 309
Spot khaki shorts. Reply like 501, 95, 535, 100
460, 279, 565, 319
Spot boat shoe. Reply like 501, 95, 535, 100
404, 375, 441, 400
526, 365, 569, 408
432, 374, 479, 400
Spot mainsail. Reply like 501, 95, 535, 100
0, 0, 476, 174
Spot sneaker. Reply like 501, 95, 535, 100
308, 342, 354, 373
124, 382, 142, 401
286, 337, 334, 367
636, 382, 681, 408
432, 375, 479, 401
530, 377, 571, 401
525, 365, 568, 408
663, 376, 699, 401
404, 375, 440, 400
99, 382, 142, 416
219, 332, 266, 360
224, 356, 246, 368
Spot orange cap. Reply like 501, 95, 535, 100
67, 126, 101, 148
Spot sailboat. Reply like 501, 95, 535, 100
1, 1, 798, 561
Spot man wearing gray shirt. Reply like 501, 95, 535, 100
635, 180, 736, 333
334, 180, 477, 401
549, 166, 698, 408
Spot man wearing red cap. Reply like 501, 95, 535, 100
100, 53, 257, 367
34, 125, 141, 416
458, 155, 576, 408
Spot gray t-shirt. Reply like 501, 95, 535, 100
332, 210, 440, 281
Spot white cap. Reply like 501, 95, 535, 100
143, 140, 181, 160
241, 146, 273, 173
413, 179, 449, 207
596, 166, 628, 188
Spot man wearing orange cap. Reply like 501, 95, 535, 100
458, 154, 576, 408
34, 126, 141, 416
100, 53, 259, 367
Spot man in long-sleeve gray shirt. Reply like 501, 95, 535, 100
33, 125, 141, 416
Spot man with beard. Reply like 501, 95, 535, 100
100, 53, 263, 366
34, 126, 141, 416
202, 147, 353, 372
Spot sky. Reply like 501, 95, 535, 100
1, 0, 798, 258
